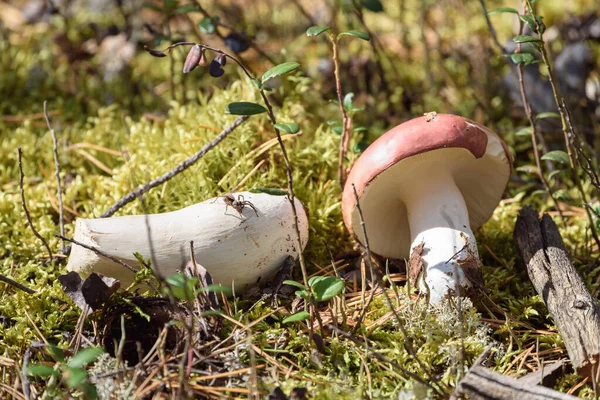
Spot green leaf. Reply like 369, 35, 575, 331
508, 53, 535, 65
338, 30, 370, 41
309, 276, 345, 302
68, 347, 104, 369
283, 280, 307, 289
295, 289, 310, 299
515, 127, 532, 137
201, 309, 225, 317
165, 273, 198, 300
488, 7, 519, 15
536, 16, 546, 34
283, 311, 310, 324
343, 92, 354, 112
541, 150, 570, 166
48, 344, 66, 363
199, 17, 217, 34
225, 102, 267, 116
306, 26, 331, 37
142, 3, 163, 12
163, 0, 178, 10
332, 126, 343, 135
249, 187, 289, 196
535, 112, 560, 121
513, 35, 543, 44
133, 252, 151, 268
547, 169, 563, 181
65, 367, 88, 388
354, 140, 370, 153
274, 122, 299, 134
251, 78, 267, 90
199, 283, 232, 296
361, 0, 383, 12
28, 364, 56, 377
519, 15, 537, 32
261, 62, 301, 83
174, 4, 198, 14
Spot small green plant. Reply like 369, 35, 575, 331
164, 272, 232, 302
282, 275, 345, 324
489, 2, 600, 247
306, 25, 370, 191
27, 345, 105, 399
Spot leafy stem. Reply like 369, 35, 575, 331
329, 33, 353, 192
522, 0, 600, 248
145, 41, 310, 288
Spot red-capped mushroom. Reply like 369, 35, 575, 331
342, 114, 511, 304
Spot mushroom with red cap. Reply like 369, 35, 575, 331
341, 114, 511, 304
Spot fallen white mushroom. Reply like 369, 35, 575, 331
67, 192, 309, 291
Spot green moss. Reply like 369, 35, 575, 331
2, 0, 600, 397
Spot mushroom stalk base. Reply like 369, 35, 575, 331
404, 169, 480, 304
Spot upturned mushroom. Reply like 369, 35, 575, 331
342, 114, 511, 304
67, 192, 309, 291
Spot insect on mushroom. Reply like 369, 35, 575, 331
217, 193, 259, 217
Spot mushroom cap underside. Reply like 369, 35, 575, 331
342, 114, 511, 259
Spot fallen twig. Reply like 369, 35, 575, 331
0, 274, 36, 295
101, 115, 249, 218
514, 206, 600, 379
57, 234, 138, 274
18, 148, 53, 262
453, 345, 578, 400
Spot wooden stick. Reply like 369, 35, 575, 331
514, 206, 600, 379
454, 345, 579, 400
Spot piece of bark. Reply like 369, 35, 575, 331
518, 361, 567, 388
454, 346, 578, 400
514, 206, 600, 378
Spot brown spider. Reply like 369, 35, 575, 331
215, 194, 259, 218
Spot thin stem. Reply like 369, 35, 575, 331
18, 148, 53, 262
57, 234, 138, 274
513, 18, 564, 221
146, 40, 310, 288
44, 101, 65, 251
191, 0, 258, 74
0, 274, 36, 294
259, 90, 309, 289
100, 115, 248, 219
330, 34, 352, 192
478, 0, 506, 54
523, 0, 600, 249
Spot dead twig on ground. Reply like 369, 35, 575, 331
101, 115, 249, 219
57, 234, 138, 274
18, 148, 53, 262
452, 345, 579, 400
0, 274, 36, 295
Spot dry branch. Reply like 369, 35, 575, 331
18, 148, 53, 261
101, 115, 249, 218
454, 346, 578, 400
513, 206, 600, 379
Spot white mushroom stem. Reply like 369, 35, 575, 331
404, 169, 479, 304
66, 192, 309, 291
